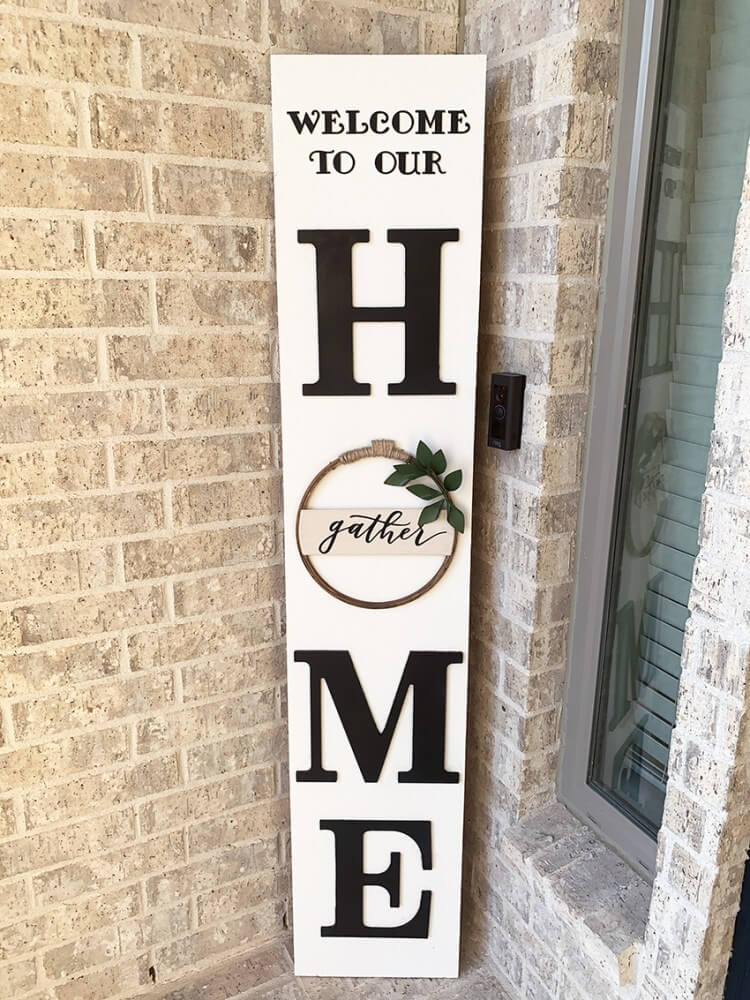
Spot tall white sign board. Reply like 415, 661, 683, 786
271, 54, 486, 978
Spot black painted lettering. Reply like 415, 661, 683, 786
448, 109, 470, 133
288, 109, 321, 134
320, 819, 432, 938
297, 228, 458, 396
294, 649, 462, 783
322, 110, 345, 134
416, 109, 444, 134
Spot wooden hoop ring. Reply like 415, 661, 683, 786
295, 438, 457, 610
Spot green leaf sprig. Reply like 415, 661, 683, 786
384, 440, 465, 533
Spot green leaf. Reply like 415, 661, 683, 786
416, 440, 433, 468
443, 469, 463, 492
407, 483, 441, 501
394, 463, 422, 478
430, 450, 446, 475
447, 504, 465, 533
419, 500, 444, 526
385, 471, 413, 487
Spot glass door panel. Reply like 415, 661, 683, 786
589, 0, 750, 836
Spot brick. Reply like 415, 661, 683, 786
187, 766, 276, 821
487, 56, 535, 116
24, 754, 180, 829
141, 37, 269, 101
0, 152, 144, 212
153, 900, 284, 975
109, 332, 271, 380
173, 564, 281, 617
556, 223, 598, 276
0, 490, 164, 550
128, 608, 275, 671
269, 0, 419, 53
173, 475, 282, 526
536, 40, 619, 101
0, 797, 16, 838
0, 14, 130, 85
487, 105, 568, 170
0, 808, 137, 879
196, 869, 286, 925
92, 94, 267, 161
681, 742, 734, 811
424, 18, 457, 54
181, 647, 284, 701
484, 174, 529, 225
123, 523, 275, 580
138, 791, 188, 837
114, 432, 273, 485
136, 692, 277, 755
145, 838, 279, 910
0, 389, 160, 444
149, 941, 290, 999
0, 956, 36, 999
467, 0, 566, 52
566, 99, 608, 162
0, 879, 29, 932
80, 0, 261, 42
187, 726, 286, 781
119, 901, 190, 954
54, 960, 150, 1000
243, 978, 303, 1000
531, 166, 610, 221
0, 443, 107, 499
153, 163, 273, 218
0, 890, 140, 957
578, 0, 621, 32
189, 797, 288, 857
94, 221, 267, 273
165, 384, 279, 433
0, 726, 129, 792
41, 926, 120, 980
10, 668, 174, 744
0, 547, 114, 601
155, 279, 275, 327
0, 82, 77, 145
11, 0, 66, 9
1, 583, 165, 650
0, 279, 149, 329
0, 334, 96, 389
668, 843, 712, 910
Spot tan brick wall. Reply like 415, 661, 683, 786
461, 0, 629, 996
0, 1, 458, 998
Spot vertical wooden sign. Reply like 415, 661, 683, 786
271, 55, 486, 978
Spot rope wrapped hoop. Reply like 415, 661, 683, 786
295, 439, 457, 609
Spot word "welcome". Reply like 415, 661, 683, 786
287, 108, 471, 135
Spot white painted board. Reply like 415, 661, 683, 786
271, 54, 486, 978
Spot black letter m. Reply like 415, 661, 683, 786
294, 649, 462, 784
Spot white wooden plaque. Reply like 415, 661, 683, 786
271, 54, 486, 978
298, 509, 455, 557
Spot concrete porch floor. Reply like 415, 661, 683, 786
131, 940, 509, 1000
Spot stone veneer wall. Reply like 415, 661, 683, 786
460, 0, 635, 996
461, 3, 750, 1000
0, 2, 458, 998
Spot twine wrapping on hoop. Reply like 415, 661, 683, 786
295, 439, 457, 609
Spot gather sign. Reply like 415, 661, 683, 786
271, 54, 486, 978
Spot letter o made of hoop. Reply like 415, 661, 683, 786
295, 439, 457, 609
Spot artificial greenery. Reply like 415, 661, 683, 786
384, 440, 465, 533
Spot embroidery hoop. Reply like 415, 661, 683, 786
295, 438, 458, 609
